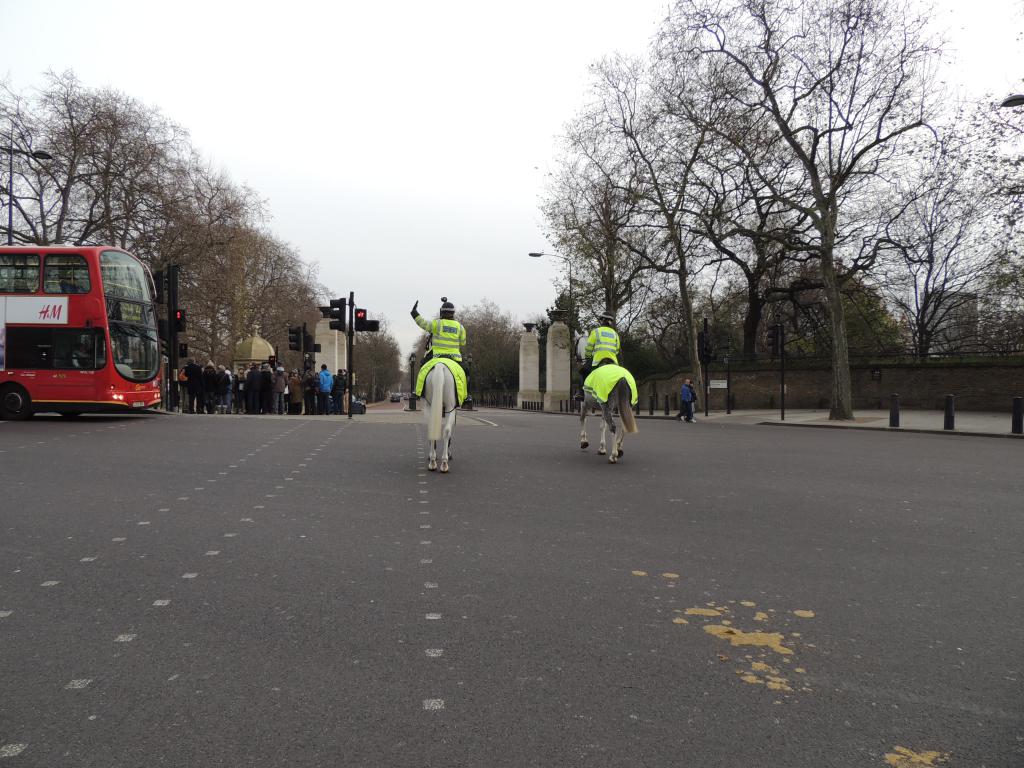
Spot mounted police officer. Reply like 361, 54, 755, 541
580, 310, 620, 388
412, 297, 467, 366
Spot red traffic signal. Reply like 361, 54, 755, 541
354, 308, 379, 332
174, 308, 187, 333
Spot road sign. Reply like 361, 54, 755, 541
709, 380, 728, 389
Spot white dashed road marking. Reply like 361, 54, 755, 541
65, 679, 92, 689
0, 744, 28, 757
423, 699, 445, 711
425, 649, 444, 658
182, 573, 198, 579
153, 600, 170, 606
426, 613, 442, 621
40, 581, 60, 587
114, 634, 137, 642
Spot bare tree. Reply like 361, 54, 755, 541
673, 0, 941, 418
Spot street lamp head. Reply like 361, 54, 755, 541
31, 150, 53, 161
1000, 94, 1024, 108
528, 252, 544, 258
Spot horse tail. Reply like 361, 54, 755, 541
616, 379, 639, 433
427, 365, 444, 441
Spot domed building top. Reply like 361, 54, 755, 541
234, 334, 274, 366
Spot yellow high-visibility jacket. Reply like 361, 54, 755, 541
585, 325, 620, 365
414, 314, 466, 361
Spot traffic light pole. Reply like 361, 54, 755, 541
167, 264, 180, 412
702, 317, 710, 418
780, 324, 786, 422
347, 290, 354, 419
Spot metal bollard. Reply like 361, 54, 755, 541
634, 401, 640, 415
649, 395, 654, 416
889, 394, 900, 428
664, 395, 670, 415
944, 394, 955, 430
1013, 397, 1023, 435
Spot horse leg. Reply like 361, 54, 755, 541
579, 407, 589, 450
597, 409, 608, 456
428, 439, 438, 471
604, 406, 619, 463
440, 410, 456, 473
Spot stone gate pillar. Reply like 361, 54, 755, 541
517, 323, 542, 409
544, 311, 570, 411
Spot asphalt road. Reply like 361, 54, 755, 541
1, 408, 1022, 767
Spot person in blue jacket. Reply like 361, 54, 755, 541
676, 378, 698, 422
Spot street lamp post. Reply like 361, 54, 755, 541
4, 128, 53, 245
528, 251, 576, 400
408, 352, 417, 411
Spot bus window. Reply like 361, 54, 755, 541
0, 254, 40, 293
44, 254, 91, 294
99, 251, 150, 302
5, 327, 106, 370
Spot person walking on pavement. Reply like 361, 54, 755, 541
288, 370, 304, 415
332, 369, 347, 415
245, 363, 260, 414
260, 363, 274, 414
676, 378, 698, 422
581, 311, 621, 391
317, 363, 333, 415
201, 362, 219, 414
302, 368, 317, 415
183, 359, 204, 414
216, 365, 232, 414
272, 366, 288, 415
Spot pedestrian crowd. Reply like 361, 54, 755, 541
177, 360, 348, 416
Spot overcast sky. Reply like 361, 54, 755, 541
3, 0, 1021, 355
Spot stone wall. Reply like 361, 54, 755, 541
642, 358, 1024, 412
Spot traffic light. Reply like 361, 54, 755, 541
174, 308, 187, 333
178, 343, 188, 358
354, 308, 380, 332
288, 325, 302, 351
304, 331, 314, 353
152, 270, 165, 305
697, 330, 714, 364
328, 298, 346, 331
766, 324, 782, 358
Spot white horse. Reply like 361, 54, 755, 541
423, 362, 459, 473
578, 376, 638, 464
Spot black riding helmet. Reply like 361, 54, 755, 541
440, 297, 456, 319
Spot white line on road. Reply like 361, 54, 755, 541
426, 613, 442, 620
425, 649, 443, 658
182, 573, 198, 579
114, 634, 137, 642
79, 557, 96, 563
422, 699, 445, 710
153, 600, 170, 606
65, 679, 92, 689
40, 581, 60, 587
0, 744, 28, 757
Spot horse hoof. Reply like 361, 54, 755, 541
580, 441, 589, 450
428, 461, 437, 472
440, 461, 449, 473
609, 454, 618, 464
617, 448, 624, 457
597, 449, 606, 456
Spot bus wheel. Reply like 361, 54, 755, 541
0, 385, 33, 421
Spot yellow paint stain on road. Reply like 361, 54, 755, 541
740, 674, 763, 685
672, 617, 689, 625
751, 662, 777, 674
740, 600, 756, 607
795, 667, 806, 674
753, 611, 770, 622
765, 676, 793, 692
685, 607, 722, 617
631, 570, 648, 577
661, 572, 680, 579
704, 625, 794, 655
884, 746, 950, 766
793, 610, 816, 618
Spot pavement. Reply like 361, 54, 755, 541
1, 408, 1022, 766
478, 404, 1024, 438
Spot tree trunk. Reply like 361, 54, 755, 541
678, 270, 704, 398
742, 284, 764, 358
820, 247, 854, 420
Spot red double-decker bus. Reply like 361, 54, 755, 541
0, 245, 161, 419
